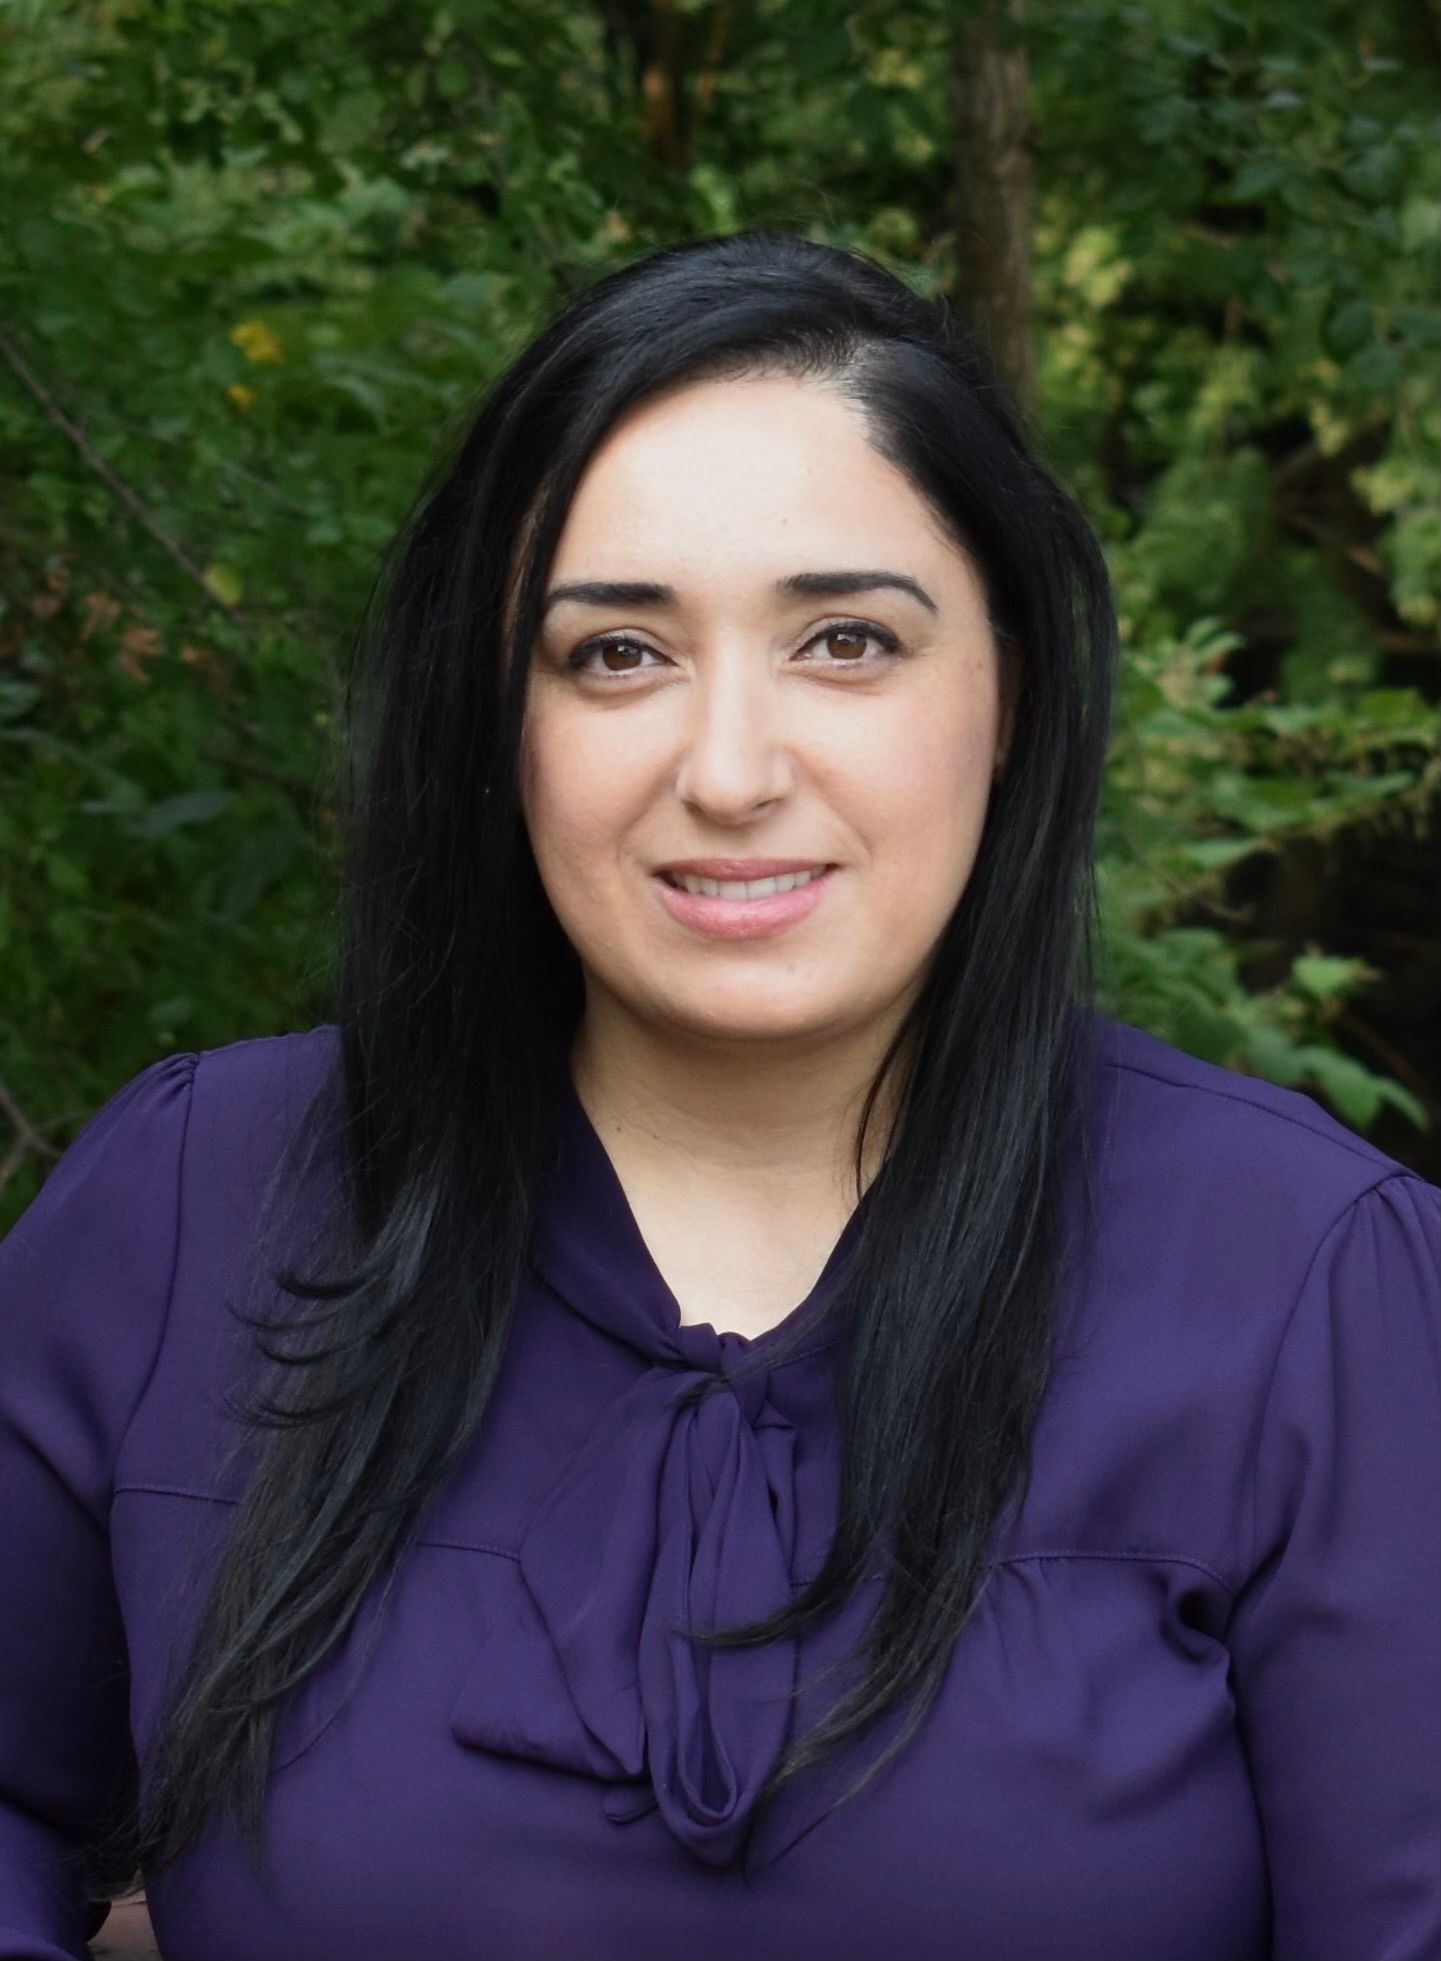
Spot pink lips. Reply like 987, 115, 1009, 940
652, 866, 837, 940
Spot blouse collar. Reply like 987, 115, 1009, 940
526, 1064, 876, 1387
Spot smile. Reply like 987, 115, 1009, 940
650, 865, 839, 941
660, 866, 830, 899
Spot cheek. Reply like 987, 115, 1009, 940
854, 683, 998, 850
520, 714, 581, 879
521, 707, 641, 880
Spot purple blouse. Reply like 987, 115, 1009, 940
1, 1015, 1437, 1961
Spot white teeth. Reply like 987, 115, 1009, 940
669, 866, 828, 900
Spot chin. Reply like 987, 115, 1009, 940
650, 992, 850, 1042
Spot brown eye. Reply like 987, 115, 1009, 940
565, 619, 903, 684
796, 620, 903, 667
598, 643, 644, 673
566, 636, 661, 675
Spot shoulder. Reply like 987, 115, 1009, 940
189, 1020, 340, 1103
1091, 1010, 1412, 1187
181, 1022, 342, 1212
1082, 1010, 1430, 1248
7, 1024, 342, 1267
1033, 1017, 1438, 1608
188, 1021, 340, 1123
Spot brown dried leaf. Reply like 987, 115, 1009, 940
80, 591, 123, 641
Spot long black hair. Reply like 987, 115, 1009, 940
84, 227, 1119, 1900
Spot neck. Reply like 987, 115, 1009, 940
568, 999, 909, 1210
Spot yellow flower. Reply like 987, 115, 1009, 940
229, 318, 285, 364
226, 382, 256, 411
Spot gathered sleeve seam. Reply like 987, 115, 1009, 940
1239, 1168, 1433, 1591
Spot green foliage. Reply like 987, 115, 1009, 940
1020, 2, 1439, 1112
2, 0, 1436, 1226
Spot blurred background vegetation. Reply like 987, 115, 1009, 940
2, 0, 1438, 1233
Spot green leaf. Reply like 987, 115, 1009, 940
1180, 837, 1264, 870
1296, 1046, 1382, 1129
1230, 158, 1288, 199
435, 56, 469, 101
1346, 340, 1404, 389
1136, 98, 1192, 145
147, 993, 196, 1035
213, 823, 297, 923
1393, 307, 1441, 350
203, 562, 245, 607
0, 680, 43, 722
128, 790, 232, 838
1340, 144, 1403, 203
44, 851, 90, 898
1323, 299, 1374, 358
1290, 953, 1374, 1002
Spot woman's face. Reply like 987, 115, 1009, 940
520, 373, 1014, 1057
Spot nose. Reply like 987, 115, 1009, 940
671, 650, 795, 821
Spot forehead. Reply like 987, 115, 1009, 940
546, 375, 966, 591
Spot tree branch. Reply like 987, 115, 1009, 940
0, 324, 234, 610
102, 409, 313, 516
0, 1076, 63, 1198
1336, 1004, 1437, 1109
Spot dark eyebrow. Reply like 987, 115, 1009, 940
540, 569, 939, 618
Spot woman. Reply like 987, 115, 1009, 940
1, 230, 1436, 1961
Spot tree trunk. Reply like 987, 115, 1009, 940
594, 0, 692, 169
947, 0, 1036, 416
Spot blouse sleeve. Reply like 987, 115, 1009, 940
1224, 1171, 1441, 1961
0, 1052, 196, 1961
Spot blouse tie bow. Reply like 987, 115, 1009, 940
450, 1072, 872, 1868
451, 1347, 806, 1866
